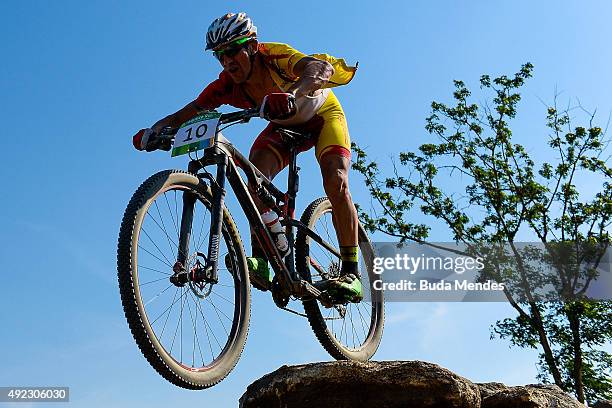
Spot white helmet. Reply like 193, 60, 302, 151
205, 12, 257, 51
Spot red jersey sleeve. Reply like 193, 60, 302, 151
194, 71, 255, 110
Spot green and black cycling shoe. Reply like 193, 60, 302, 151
246, 257, 273, 292
314, 273, 363, 304
224, 254, 272, 291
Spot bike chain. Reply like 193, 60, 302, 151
280, 306, 308, 318
281, 303, 347, 320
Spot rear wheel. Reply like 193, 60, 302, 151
117, 170, 250, 389
295, 197, 384, 361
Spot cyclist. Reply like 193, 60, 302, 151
133, 12, 362, 302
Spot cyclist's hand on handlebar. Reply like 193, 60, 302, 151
133, 128, 172, 152
133, 128, 154, 151
260, 93, 296, 120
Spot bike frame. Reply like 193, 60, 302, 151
173, 115, 341, 301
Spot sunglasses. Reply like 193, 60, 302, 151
213, 37, 252, 61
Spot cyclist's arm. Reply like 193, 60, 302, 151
286, 57, 334, 98
151, 74, 231, 132
151, 101, 201, 133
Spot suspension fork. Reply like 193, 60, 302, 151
174, 155, 227, 285
177, 190, 196, 267
204, 155, 228, 283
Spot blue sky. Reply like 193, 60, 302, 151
1, 1, 611, 406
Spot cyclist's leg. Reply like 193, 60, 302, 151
314, 93, 362, 301
315, 92, 357, 249
319, 152, 358, 248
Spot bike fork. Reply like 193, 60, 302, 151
177, 191, 196, 267
172, 158, 227, 286
204, 157, 228, 283
171, 187, 197, 286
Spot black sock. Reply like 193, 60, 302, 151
340, 245, 359, 277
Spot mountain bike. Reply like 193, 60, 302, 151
117, 108, 384, 389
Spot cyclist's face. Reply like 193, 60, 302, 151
217, 42, 254, 84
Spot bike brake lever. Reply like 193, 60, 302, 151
160, 126, 178, 136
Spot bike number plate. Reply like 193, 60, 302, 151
171, 112, 222, 157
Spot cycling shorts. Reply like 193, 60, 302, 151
250, 91, 351, 168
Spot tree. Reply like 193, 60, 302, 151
351, 63, 612, 404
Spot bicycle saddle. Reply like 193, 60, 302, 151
277, 128, 314, 147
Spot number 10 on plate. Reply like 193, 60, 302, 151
171, 111, 222, 157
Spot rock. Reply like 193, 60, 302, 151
593, 401, 612, 408
480, 383, 584, 408
477, 383, 508, 400
239, 360, 481, 408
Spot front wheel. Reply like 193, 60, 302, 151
117, 170, 250, 389
296, 197, 384, 361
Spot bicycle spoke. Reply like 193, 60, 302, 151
322, 216, 337, 265
196, 298, 224, 354
138, 264, 171, 276
193, 294, 215, 364
157, 287, 180, 339
139, 276, 171, 286
204, 296, 229, 337
170, 288, 186, 355
311, 252, 332, 279
349, 305, 357, 348
163, 191, 179, 239
154, 200, 177, 254
355, 302, 369, 340
141, 227, 173, 267
314, 222, 336, 266
151, 202, 179, 253
144, 283, 174, 307
211, 282, 234, 288
210, 289, 235, 306
138, 244, 173, 269
339, 311, 347, 345
185, 292, 205, 368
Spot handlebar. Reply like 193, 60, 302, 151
218, 107, 260, 125
149, 108, 261, 151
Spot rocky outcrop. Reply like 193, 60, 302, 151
240, 361, 587, 408
240, 361, 480, 408
477, 383, 584, 408
476, 382, 508, 400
